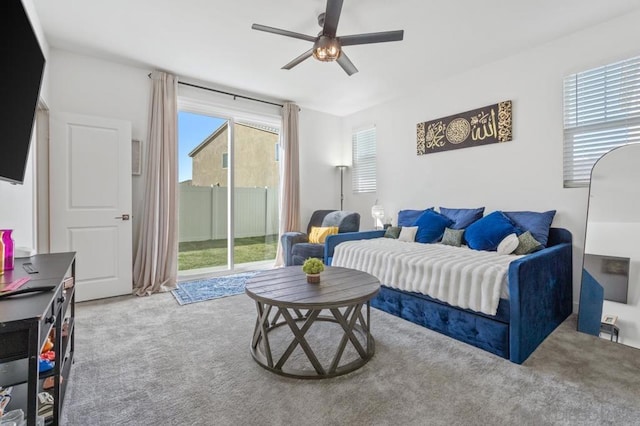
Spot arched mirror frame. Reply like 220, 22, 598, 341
577, 142, 640, 348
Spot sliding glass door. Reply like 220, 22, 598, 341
177, 110, 279, 276
232, 120, 280, 267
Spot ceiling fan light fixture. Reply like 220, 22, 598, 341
312, 36, 341, 62
252, 0, 404, 75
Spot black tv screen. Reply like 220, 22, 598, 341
0, 0, 46, 184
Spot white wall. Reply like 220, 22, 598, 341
341, 10, 640, 307
48, 49, 151, 254
45, 51, 341, 254
0, 0, 51, 250
0, 154, 36, 249
298, 109, 343, 227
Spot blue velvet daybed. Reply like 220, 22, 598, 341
324, 227, 573, 364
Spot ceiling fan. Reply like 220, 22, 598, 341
251, 0, 404, 76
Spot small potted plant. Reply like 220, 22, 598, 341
302, 258, 325, 284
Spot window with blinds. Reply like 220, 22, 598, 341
352, 127, 377, 193
563, 55, 640, 187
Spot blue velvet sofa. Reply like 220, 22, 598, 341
324, 228, 573, 364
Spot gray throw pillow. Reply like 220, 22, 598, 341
513, 231, 543, 255
384, 226, 402, 239
441, 228, 464, 247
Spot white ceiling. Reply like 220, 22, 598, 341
33, 0, 640, 116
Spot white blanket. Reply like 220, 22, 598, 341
332, 238, 522, 316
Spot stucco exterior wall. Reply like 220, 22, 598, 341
191, 123, 279, 188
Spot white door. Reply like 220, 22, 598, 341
50, 112, 132, 301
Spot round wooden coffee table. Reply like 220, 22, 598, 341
245, 266, 380, 379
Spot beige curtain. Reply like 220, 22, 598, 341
275, 102, 301, 266
133, 71, 179, 296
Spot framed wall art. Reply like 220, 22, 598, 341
417, 100, 512, 155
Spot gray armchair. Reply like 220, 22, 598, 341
281, 210, 360, 266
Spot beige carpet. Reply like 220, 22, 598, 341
61, 292, 640, 425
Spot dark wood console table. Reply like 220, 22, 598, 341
0, 253, 76, 425
245, 266, 379, 379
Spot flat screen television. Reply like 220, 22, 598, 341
0, 0, 46, 184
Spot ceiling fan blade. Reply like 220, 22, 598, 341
282, 48, 314, 70
323, 0, 344, 37
251, 24, 317, 42
337, 51, 358, 76
339, 30, 404, 46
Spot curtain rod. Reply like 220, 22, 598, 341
147, 73, 284, 108
179, 81, 284, 108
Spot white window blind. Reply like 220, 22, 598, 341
563, 55, 640, 187
352, 127, 377, 193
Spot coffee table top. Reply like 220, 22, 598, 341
245, 266, 380, 309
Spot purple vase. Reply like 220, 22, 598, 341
1, 229, 14, 271
0, 231, 4, 271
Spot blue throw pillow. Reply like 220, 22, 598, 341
439, 207, 485, 229
465, 211, 520, 251
413, 209, 453, 243
503, 210, 556, 248
397, 208, 433, 227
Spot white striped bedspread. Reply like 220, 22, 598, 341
332, 238, 523, 316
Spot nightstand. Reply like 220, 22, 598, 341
600, 322, 619, 343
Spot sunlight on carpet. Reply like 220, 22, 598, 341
171, 271, 262, 305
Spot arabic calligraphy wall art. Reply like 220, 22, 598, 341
416, 100, 512, 155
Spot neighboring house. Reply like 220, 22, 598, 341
188, 121, 279, 188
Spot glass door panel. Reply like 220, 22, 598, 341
177, 111, 229, 273
233, 121, 280, 268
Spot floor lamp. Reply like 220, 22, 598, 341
336, 165, 348, 210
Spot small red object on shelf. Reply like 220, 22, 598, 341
41, 350, 56, 361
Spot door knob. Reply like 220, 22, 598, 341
114, 214, 130, 221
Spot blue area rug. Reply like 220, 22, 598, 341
171, 271, 262, 305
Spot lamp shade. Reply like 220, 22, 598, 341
371, 205, 385, 219
371, 204, 385, 230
